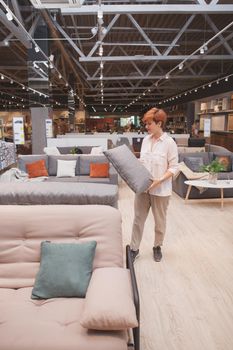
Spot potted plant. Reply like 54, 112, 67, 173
201, 160, 226, 184
70, 147, 82, 155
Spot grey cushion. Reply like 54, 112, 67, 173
18, 155, 48, 173
183, 156, 204, 172
48, 155, 80, 176
104, 144, 153, 193
0, 182, 118, 208
31, 240, 97, 299
179, 152, 212, 165
79, 155, 108, 175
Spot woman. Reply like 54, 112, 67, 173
130, 107, 178, 262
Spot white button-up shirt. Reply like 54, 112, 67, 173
140, 133, 178, 196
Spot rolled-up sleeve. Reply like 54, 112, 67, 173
167, 140, 179, 175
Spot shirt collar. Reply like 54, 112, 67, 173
149, 132, 167, 142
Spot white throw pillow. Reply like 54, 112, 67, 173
90, 146, 103, 155
43, 147, 60, 156
56, 160, 76, 177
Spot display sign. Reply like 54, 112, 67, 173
45, 119, 53, 138
13, 117, 25, 145
204, 118, 211, 137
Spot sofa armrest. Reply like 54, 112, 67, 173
172, 172, 188, 198
80, 267, 138, 331
126, 245, 140, 350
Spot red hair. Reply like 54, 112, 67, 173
142, 107, 167, 130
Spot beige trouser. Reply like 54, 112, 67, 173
130, 192, 170, 250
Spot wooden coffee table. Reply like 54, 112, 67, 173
184, 179, 233, 209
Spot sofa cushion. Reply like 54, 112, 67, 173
56, 159, 77, 177
179, 152, 212, 165
0, 287, 127, 350
0, 205, 122, 289
90, 163, 109, 178
18, 155, 48, 173
80, 267, 138, 330
31, 241, 97, 299
183, 156, 204, 172
104, 144, 152, 193
48, 155, 79, 176
90, 146, 103, 155
79, 155, 108, 175
213, 153, 232, 172
43, 146, 60, 155
26, 160, 48, 178
77, 175, 112, 184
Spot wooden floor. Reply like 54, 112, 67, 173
118, 181, 233, 350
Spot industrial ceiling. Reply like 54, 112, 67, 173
0, 0, 233, 114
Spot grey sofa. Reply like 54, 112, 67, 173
173, 151, 233, 199
18, 154, 118, 185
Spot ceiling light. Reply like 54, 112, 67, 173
178, 63, 183, 70
49, 62, 54, 69
200, 47, 205, 54
58, 73, 62, 79
225, 77, 229, 82
97, 10, 103, 19
195, 89, 197, 92
4, 40, 9, 46
101, 27, 107, 35
204, 45, 208, 51
10, 80, 13, 84
216, 80, 219, 84
49, 54, 54, 62
165, 74, 169, 79
99, 45, 103, 56
1, 74, 4, 80
91, 27, 98, 36
65, 82, 68, 87
100, 61, 104, 69
208, 83, 212, 87
35, 45, 40, 53
6, 10, 13, 21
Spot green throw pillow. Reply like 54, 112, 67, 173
31, 241, 97, 299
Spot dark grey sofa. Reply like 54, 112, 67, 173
18, 154, 118, 185
173, 151, 233, 199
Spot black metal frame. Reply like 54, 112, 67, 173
126, 245, 140, 350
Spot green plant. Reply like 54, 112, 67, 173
70, 146, 78, 155
201, 159, 226, 173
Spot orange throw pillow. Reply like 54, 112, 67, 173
26, 160, 48, 178
90, 163, 109, 178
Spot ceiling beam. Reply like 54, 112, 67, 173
0, 8, 31, 49
87, 75, 217, 81
80, 55, 233, 62
61, 5, 233, 15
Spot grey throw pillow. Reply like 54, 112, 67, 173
184, 156, 204, 172
31, 241, 97, 299
104, 144, 153, 193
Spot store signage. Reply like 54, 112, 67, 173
13, 117, 25, 145
204, 118, 211, 137
45, 119, 53, 138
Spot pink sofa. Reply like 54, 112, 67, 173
0, 205, 139, 350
